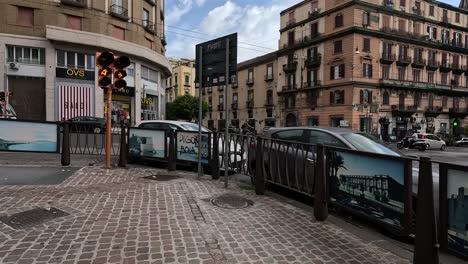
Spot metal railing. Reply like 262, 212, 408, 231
143, 20, 155, 33
61, 0, 86, 7
63, 122, 122, 156
110, 4, 129, 20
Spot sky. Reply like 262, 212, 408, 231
165, 0, 462, 62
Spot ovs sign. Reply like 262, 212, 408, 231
66, 69, 85, 78
56, 68, 95, 80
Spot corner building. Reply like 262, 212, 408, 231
278, 0, 468, 139
0, 0, 171, 124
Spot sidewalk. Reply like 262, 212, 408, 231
0, 153, 416, 264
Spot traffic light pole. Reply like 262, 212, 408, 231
224, 38, 230, 189
106, 86, 112, 169
197, 46, 203, 179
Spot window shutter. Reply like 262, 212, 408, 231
360, 90, 364, 104
330, 66, 334, 80
433, 28, 437, 39
339, 64, 345, 78
341, 90, 345, 104
330, 91, 334, 104
369, 91, 373, 103
369, 64, 373, 78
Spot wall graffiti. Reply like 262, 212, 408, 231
177, 132, 209, 164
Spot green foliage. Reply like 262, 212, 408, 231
166, 94, 208, 122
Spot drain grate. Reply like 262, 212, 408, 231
142, 174, 180, 181
0, 207, 69, 229
210, 194, 254, 209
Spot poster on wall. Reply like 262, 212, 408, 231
176, 132, 210, 164
329, 151, 406, 228
0, 120, 58, 153
128, 128, 165, 159
446, 168, 468, 258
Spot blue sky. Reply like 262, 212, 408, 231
165, 0, 463, 62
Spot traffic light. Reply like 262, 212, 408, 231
453, 119, 459, 127
113, 56, 130, 89
96, 51, 115, 88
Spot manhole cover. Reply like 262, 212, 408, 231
0, 207, 69, 229
210, 194, 254, 209
142, 175, 180, 181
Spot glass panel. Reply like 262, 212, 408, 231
67, 52, 75, 67
22, 48, 30, 63
86, 54, 95, 70
57, 50, 65, 67
15, 47, 22, 62
31, 49, 39, 64
7, 46, 14, 62
77, 53, 85, 68
39, 49, 45, 65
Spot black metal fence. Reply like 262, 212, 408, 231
64, 122, 122, 156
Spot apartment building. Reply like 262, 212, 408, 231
0, 0, 170, 124
202, 52, 279, 132
166, 58, 196, 102
277, 0, 468, 140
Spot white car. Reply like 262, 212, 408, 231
137, 120, 246, 171
455, 138, 468, 147
412, 133, 446, 150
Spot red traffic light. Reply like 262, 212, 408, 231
113, 56, 130, 69
97, 51, 115, 67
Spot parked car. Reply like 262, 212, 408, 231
0, 102, 17, 119
455, 137, 468, 147
411, 133, 446, 151
137, 120, 246, 171
67, 116, 106, 134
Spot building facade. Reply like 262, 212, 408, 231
0, 0, 171, 125
277, 0, 468, 140
166, 58, 196, 102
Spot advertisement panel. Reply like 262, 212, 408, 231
176, 132, 210, 164
0, 120, 58, 153
128, 128, 165, 159
329, 150, 406, 228
446, 168, 468, 259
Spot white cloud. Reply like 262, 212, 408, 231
166, 0, 207, 25
194, 0, 206, 6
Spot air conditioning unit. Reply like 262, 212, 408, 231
9, 62, 19, 70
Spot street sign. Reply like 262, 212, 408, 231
195, 33, 237, 87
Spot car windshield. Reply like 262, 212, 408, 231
179, 123, 211, 132
342, 133, 400, 156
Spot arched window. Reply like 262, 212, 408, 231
399, 93, 405, 107
383, 91, 390, 105
335, 14, 344, 28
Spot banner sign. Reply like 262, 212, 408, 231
0, 120, 58, 153
56, 68, 95, 81
128, 128, 166, 159
176, 131, 210, 164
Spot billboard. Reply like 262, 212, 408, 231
128, 128, 166, 159
0, 120, 58, 153
195, 33, 238, 87
176, 132, 210, 164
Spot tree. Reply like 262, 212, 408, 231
166, 94, 208, 122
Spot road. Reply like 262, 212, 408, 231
394, 145, 468, 166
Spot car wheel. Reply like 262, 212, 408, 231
440, 145, 446, 151
93, 127, 102, 134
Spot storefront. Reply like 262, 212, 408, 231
141, 94, 158, 121
8, 76, 46, 121
104, 87, 134, 126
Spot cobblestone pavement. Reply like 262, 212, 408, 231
0, 163, 412, 264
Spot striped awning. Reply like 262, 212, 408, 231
58, 85, 93, 120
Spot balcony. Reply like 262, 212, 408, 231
264, 99, 274, 107
279, 84, 298, 94
391, 105, 417, 117
282, 62, 297, 73
246, 78, 254, 86
383, 1, 393, 8
208, 105, 213, 112
232, 82, 238, 89
426, 60, 440, 70
110, 4, 129, 21
286, 18, 296, 27
61, 0, 86, 7
449, 108, 468, 118
246, 101, 254, 108
264, 74, 274, 81
231, 103, 238, 110
424, 106, 444, 117
412, 8, 424, 16
218, 104, 224, 111
451, 64, 468, 75
305, 54, 322, 68
442, 16, 450, 23
207, 87, 212, 93
308, 8, 320, 18
218, 85, 224, 91
439, 62, 452, 73
161, 37, 167, 46
411, 57, 426, 68
380, 53, 396, 64
144, 0, 156, 5
302, 80, 321, 90
396, 55, 411, 66
143, 21, 155, 34
380, 79, 452, 91
451, 39, 463, 48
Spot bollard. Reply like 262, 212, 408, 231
211, 132, 220, 179
414, 157, 439, 264
314, 144, 328, 221
61, 121, 70, 166
118, 125, 127, 168
255, 137, 265, 195
168, 129, 176, 171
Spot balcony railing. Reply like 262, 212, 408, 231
380, 79, 452, 91
286, 18, 296, 27
144, 0, 156, 5
412, 57, 426, 68
303, 81, 321, 89
391, 105, 417, 112
264, 74, 274, 81
396, 55, 411, 66
246, 78, 254, 85
380, 53, 396, 64
110, 4, 129, 20
246, 101, 254, 108
207, 87, 213, 93
426, 60, 440, 70
264, 99, 274, 107
280, 84, 298, 92
143, 21, 155, 33
442, 16, 450, 23
426, 106, 444, 113
439, 62, 452, 73
305, 54, 322, 68
218, 104, 224, 111
282, 62, 297, 72
412, 8, 424, 16
231, 103, 238, 110
308, 8, 321, 18
61, 0, 86, 7
218, 86, 224, 91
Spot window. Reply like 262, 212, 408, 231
288, 31, 294, 45
414, 22, 421, 35
7, 46, 45, 65
273, 130, 304, 142
398, 67, 406, 81
307, 117, 319, 126
112, 26, 125, 40
456, 13, 460, 23
311, 22, 319, 37
248, 68, 254, 82
399, 93, 405, 106
400, 0, 406, 7
335, 14, 343, 28
145, 38, 153, 49
398, 19, 406, 32
248, 110, 253, 119
309, 131, 346, 147
441, 73, 448, 85
363, 38, 370, 52
233, 93, 238, 104
360, 89, 372, 104
362, 12, 370, 26
334, 40, 342, 53
428, 71, 435, 84
266, 108, 273, 118
66, 15, 81, 30
266, 64, 273, 79
141, 66, 159, 83
414, 93, 420, 107
174, 73, 178, 85
286, 95, 295, 109
56, 51, 95, 69
383, 91, 390, 105
362, 62, 373, 78
428, 94, 434, 108
17, 6, 34, 27
219, 95, 224, 106
429, 6, 434, 16
413, 69, 421, 82
185, 74, 190, 85
143, 9, 149, 27
381, 65, 390, 80
442, 96, 448, 108
330, 64, 345, 80
383, 42, 393, 57
427, 26, 437, 40
247, 90, 254, 102
330, 90, 344, 104
442, 30, 450, 44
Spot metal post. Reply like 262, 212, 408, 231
61, 121, 70, 166
255, 137, 265, 195
168, 129, 176, 171
224, 38, 230, 188
211, 131, 220, 179
414, 157, 439, 264
314, 144, 328, 221
105, 87, 112, 169
197, 46, 203, 179
118, 125, 127, 167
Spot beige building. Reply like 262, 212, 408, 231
166, 58, 196, 102
277, 0, 468, 139
201, 52, 279, 132
0, 0, 171, 124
